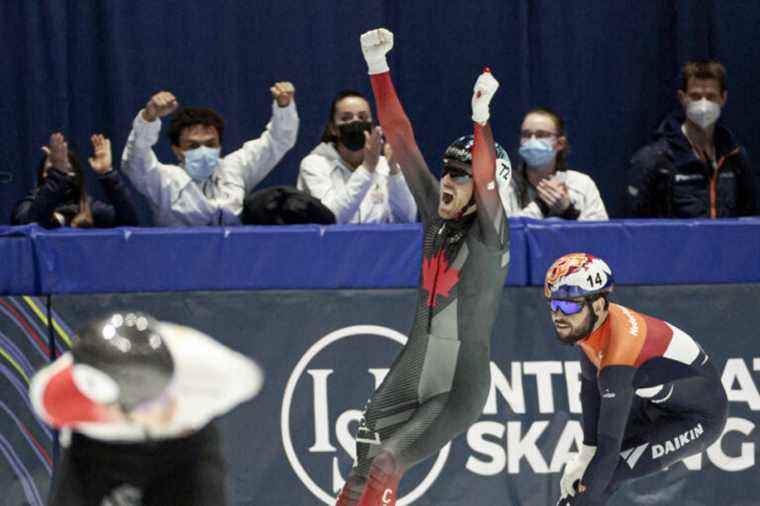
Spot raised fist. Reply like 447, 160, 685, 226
360, 28, 394, 75
471, 69, 500, 125
143, 91, 179, 122
270, 81, 295, 108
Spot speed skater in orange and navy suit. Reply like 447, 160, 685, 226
547, 253, 728, 505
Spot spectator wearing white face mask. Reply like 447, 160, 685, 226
628, 60, 755, 218
502, 107, 608, 220
121, 85, 299, 226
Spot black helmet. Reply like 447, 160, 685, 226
30, 311, 176, 429
442, 134, 510, 172
72, 312, 175, 412
442, 134, 513, 215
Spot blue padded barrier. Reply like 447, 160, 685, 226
2, 218, 760, 294
523, 218, 760, 286
0, 226, 37, 295
33, 226, 322, 294
25, 223, 528, 294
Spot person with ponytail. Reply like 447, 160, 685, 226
297, 89, 416, 223
503, 108, 608, 220
12, 132, 138, 228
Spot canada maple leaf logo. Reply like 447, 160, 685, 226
421, 249, 461, 308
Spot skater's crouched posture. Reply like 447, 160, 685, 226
546, 253, 728, 505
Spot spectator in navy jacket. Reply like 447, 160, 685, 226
13, 133, 138, 228
628, 61, 755, 218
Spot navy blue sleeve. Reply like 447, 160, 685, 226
11, 169, 76, 227
93, 170, 139, 227
627, 144, 667, 218
579, 353, 600, 446
736, 148, 756, 216
579, 364, 636, 501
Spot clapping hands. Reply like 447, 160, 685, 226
537, 178, 571, 214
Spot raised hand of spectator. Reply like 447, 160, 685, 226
363, 126, 383, 173
270, 82, 295, 108
88, 134, 113, 174
43, 133, 73, 175
537, 178, 571, 214
142, 91, 179, 122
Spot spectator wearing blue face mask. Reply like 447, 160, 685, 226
502, 107, 608, 220
121, 85, 299, 226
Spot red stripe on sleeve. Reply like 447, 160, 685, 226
370, 72, 418, 161
634, 315, 673, 367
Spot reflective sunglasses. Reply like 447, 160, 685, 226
442, 165, 472, 184
549, 299, 585, 315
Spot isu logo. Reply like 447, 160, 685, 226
281, 325, 450, 505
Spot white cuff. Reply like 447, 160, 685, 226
133, 111, 162, 148
366, 57, 390, 75
579, 444, 597, 462
273, 99, 297, 113
472, 108, 490, 126
135, 109, 162, 128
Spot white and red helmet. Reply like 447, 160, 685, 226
544, 253, 614, 299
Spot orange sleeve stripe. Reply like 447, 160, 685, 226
602, 305, 646, 367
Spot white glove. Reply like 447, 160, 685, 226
560, 444, 596, 498
471, 68, 499, 125
360, 28, 394, 75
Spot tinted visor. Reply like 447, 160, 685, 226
442, 165, 472, 184
549, 299, 585, 316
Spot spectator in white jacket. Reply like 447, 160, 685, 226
504, 107, 608, 220
297, 89, 416, 224
121, 83, 299, 226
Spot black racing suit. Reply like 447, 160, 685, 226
48, 422, 226, 506
336, 71, 510, 505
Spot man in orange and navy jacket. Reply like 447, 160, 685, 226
545, 253, 727, 506
628, 60, 755, 218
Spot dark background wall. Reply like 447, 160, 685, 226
2, 0, 760, 224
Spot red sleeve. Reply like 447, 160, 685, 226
472, 122, 507, 249
370, 72, 439, 223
